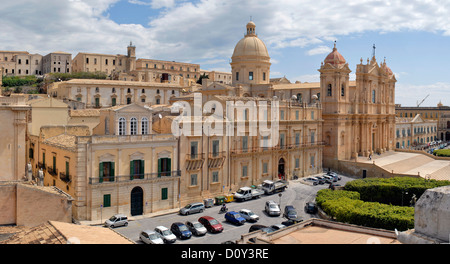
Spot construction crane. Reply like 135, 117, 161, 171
417, 94, 429, 107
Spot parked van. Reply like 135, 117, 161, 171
179, 202, 205, 215
104, 214, 128, 228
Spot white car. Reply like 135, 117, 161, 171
154, 226, 177, 243
239, 209, 259, 222
265, 200, 281, 216
139, 230, 164, 244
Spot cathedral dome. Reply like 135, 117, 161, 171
324, 42, 346, 66
232, 21, 270, 59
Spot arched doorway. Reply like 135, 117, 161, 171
278, 158, 285, 180
130, 186, 143, 216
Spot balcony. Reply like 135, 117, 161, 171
47, 167, 58, 177
89, 170, 181, 185
208, 151, 226, 169
186, 153, 204, 171
59, 172, 71, 183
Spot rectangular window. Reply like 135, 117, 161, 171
372, 90, 376, 103
310, 155, 315, 168
295, 110, 299, 120
311, 111, 314, 120
280, 133, 285, 149
295, 133, 300, 146
103, 194, 111, 208
263, 162, 268, 174
263, 72, 266, 81
280, 110, 284, 120
190, 174, 198, 186
236, 72, 239, 81
190, 141, 198, 158
161, 188, 168, 200
212, 171, 219, 183
310, 131, 315, 144
242, 165, 248, 177
249, 72, 253, 80
242, 136, 248, 152
212, 140, 219, 157
111, 97, 116, 106
295, 158, 300, 168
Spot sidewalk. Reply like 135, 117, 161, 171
78, 207, 181, 226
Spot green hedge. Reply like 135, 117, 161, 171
433, 149, 450, 157
344, 177, 450, 206
316, 189, 414, 231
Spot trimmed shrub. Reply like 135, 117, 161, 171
344, 177, 450, 206
433, 149, 450, 157
316, 189, 415, 231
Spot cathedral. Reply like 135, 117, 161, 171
201, 20, 397, 172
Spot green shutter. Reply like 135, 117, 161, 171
103, 194, 111, 208
111, 162, 115, 182
167, 158, 171, 176
99, 162, 103, 183
158, 158, 162, 177
140, 160, 145, 179
161, 188, 168, 200
130, 160, 134, 180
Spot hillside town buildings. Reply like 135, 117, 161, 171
3, 19, 450, 229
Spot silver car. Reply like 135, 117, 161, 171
179, 202, 205, 215
265, 200, 281, 216
104, 214, 128, 228
139, 230, 164, 244
185, 221, 207, 236
239, 209, 259, 222
154, 226, 177, 243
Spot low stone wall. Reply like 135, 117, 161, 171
0, 182, 73, 227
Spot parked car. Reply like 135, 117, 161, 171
270, 224, 286, 230
179, 202, 205, 215
305, 202, 318, 214
314, 176, 326, 184
281, 218, 303, 227
154, 226, 177, 244
326, 171, 341, 181
304, 177, 319, 185
248, 224, 275, 234
198, 216, 223, 233
104, 214, 128, 228
321, 175, 335, 183
265, 200, 281, 216
139, 230, 164, 244
170, 222, 192, 239
329, 183, 342, 190
185, 221, 207, 236
224, 211, 246, 225
239, 209, 259, 222
283, 205, 298, 220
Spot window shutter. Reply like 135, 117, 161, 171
158, 159, 162, 177
111, 162, 115, 182
130, 160, 134, 180
99, 162, 103, 183
167, 158, 171, 175
140, 160, 145, 179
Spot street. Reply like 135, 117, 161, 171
113, 174, 355, 244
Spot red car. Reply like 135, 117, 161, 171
198, 216, 223, 233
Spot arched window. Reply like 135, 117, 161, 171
130, 117, 137, 135
341, 84, 345, 96
141, 117, 148, 135
327, 84, 332, 96
118, 117, 126, 135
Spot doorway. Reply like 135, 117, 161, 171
278, 158, 285, 180
130, 186, 143, 216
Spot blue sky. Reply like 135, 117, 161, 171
1, 0, 450, 107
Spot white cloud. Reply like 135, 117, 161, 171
307, 46, 331, 56
396, 82, 450, 107
2, 0, 450, 80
